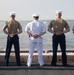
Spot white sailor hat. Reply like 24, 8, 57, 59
32, 13, 40, 17
9, 12, 16, 16
55, 10, 62, 13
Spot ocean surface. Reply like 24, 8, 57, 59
0, 20, 74, 51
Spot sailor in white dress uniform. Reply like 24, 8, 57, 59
25, 13, 46, 67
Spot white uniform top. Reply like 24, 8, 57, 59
25, 20, 46, 36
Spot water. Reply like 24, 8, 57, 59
0, 20, 74, 51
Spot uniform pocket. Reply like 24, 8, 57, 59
38, 37, 43, 43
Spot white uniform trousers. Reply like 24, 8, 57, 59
27, 37, 44, 67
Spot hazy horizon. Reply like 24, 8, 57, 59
0, 0, 74, 20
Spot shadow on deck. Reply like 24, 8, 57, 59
0, 63, 74, 70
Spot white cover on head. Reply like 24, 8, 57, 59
9, 12, 16, 16
55, 10, 62, 13
32, 13, 40, 17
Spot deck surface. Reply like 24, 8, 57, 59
0, 63, 74, 75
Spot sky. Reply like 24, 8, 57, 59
0, 0, 74, 20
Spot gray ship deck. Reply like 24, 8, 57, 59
0, 50, 74, 75
0, 63, 74, 75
